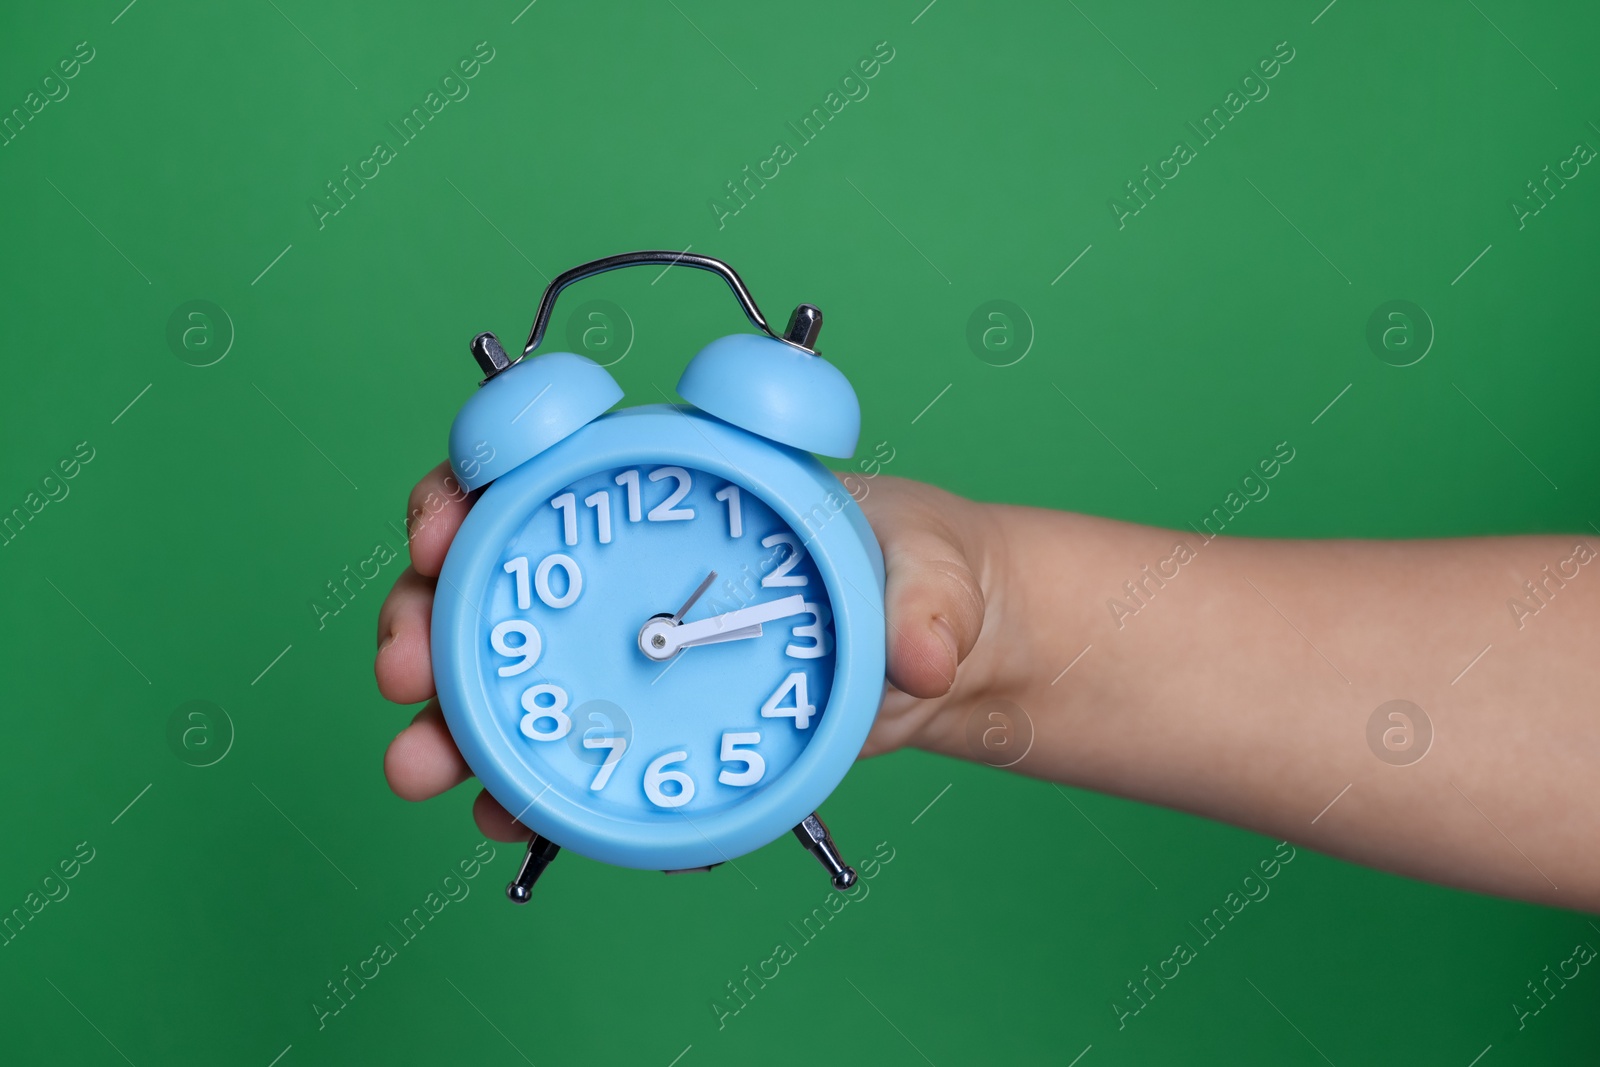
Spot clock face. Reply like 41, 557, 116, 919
476, 462, 837, 825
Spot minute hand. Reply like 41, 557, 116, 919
667, 595, 809, 653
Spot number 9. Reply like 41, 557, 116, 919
491, 620, 542, 677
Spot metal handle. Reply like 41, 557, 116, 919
520, 250, 819, 357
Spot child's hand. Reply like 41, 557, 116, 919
374, 464, 997, 841
375, 460, 1600, 908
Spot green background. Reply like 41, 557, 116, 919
3, 0, 1597, 1063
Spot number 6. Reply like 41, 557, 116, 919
644, 751, 695, 808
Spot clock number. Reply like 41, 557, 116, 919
786, 601, 833, 659
714, 485, 743, 538
647, 467, 695, 521
583, 490, 613, 544
519, 684, 571, 741
615, 469, 642, 522
534, 553, 583, 609
760, 533, 808, 587
551, 493, 578, 546
490, 620, 542, 677
718, 732, 765, 787
503, 556, 531, 610
583, 734, 628, 791
644, 750, 695, 808
761, 671, 816, 730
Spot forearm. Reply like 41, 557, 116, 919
924, 502, 1600, 911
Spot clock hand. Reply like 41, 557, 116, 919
638, 594, 808, 660
671, 571, 717, 624
673, 623, 764, 648
647, 622, 763, 687
638, 572, 726, 664
667, 595, 808, 652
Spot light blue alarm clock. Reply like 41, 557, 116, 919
431, 251, 886, 902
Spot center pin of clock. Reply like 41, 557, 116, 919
638, 570, 717, 662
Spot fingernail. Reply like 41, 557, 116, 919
930, 617, 958, 666
378, 632, 396, 653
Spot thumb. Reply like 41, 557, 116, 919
871, 484, 987, 699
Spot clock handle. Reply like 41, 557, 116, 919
506, 832, 561, 904
516, 250, 821, 360
793, 812, 857, 890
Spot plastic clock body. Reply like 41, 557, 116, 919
430, 252, 886, 901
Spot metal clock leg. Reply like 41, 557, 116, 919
792, 812, 857, 889
506, 832, 561, 904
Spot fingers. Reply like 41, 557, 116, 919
857, 683, 938, 760
384, 702, 472, 801
384, 462, 522, 840
382, 705, 527, 843
884, 539, 986, 698
375, 567, 437, 705
861, 478, 987, 700
406, 461, 475, 578
472, 788, 529, 842
380, 697, 524, 844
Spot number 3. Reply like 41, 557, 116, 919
786, 601, 832, 659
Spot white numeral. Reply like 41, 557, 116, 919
519, 684, 571, 741
534, 553, 583, 608
715, 485, 743, 538
718, 732, 765, 786
644, 750, 695, 808
552, 492, 578, 546
490, 620, 541, 677
503, 556, 531, 610
584, 490, 613, 544
786, 601, 833, 659
647, 467, 695, 521
583, 734, 628, 791
760, 533, 808, 587
761, 671, 816, 729
615, 469, 642, 522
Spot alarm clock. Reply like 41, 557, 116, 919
431, 251, 887, 903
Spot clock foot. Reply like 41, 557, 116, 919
793, 812, 857, 890
505, 833, 560, 904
